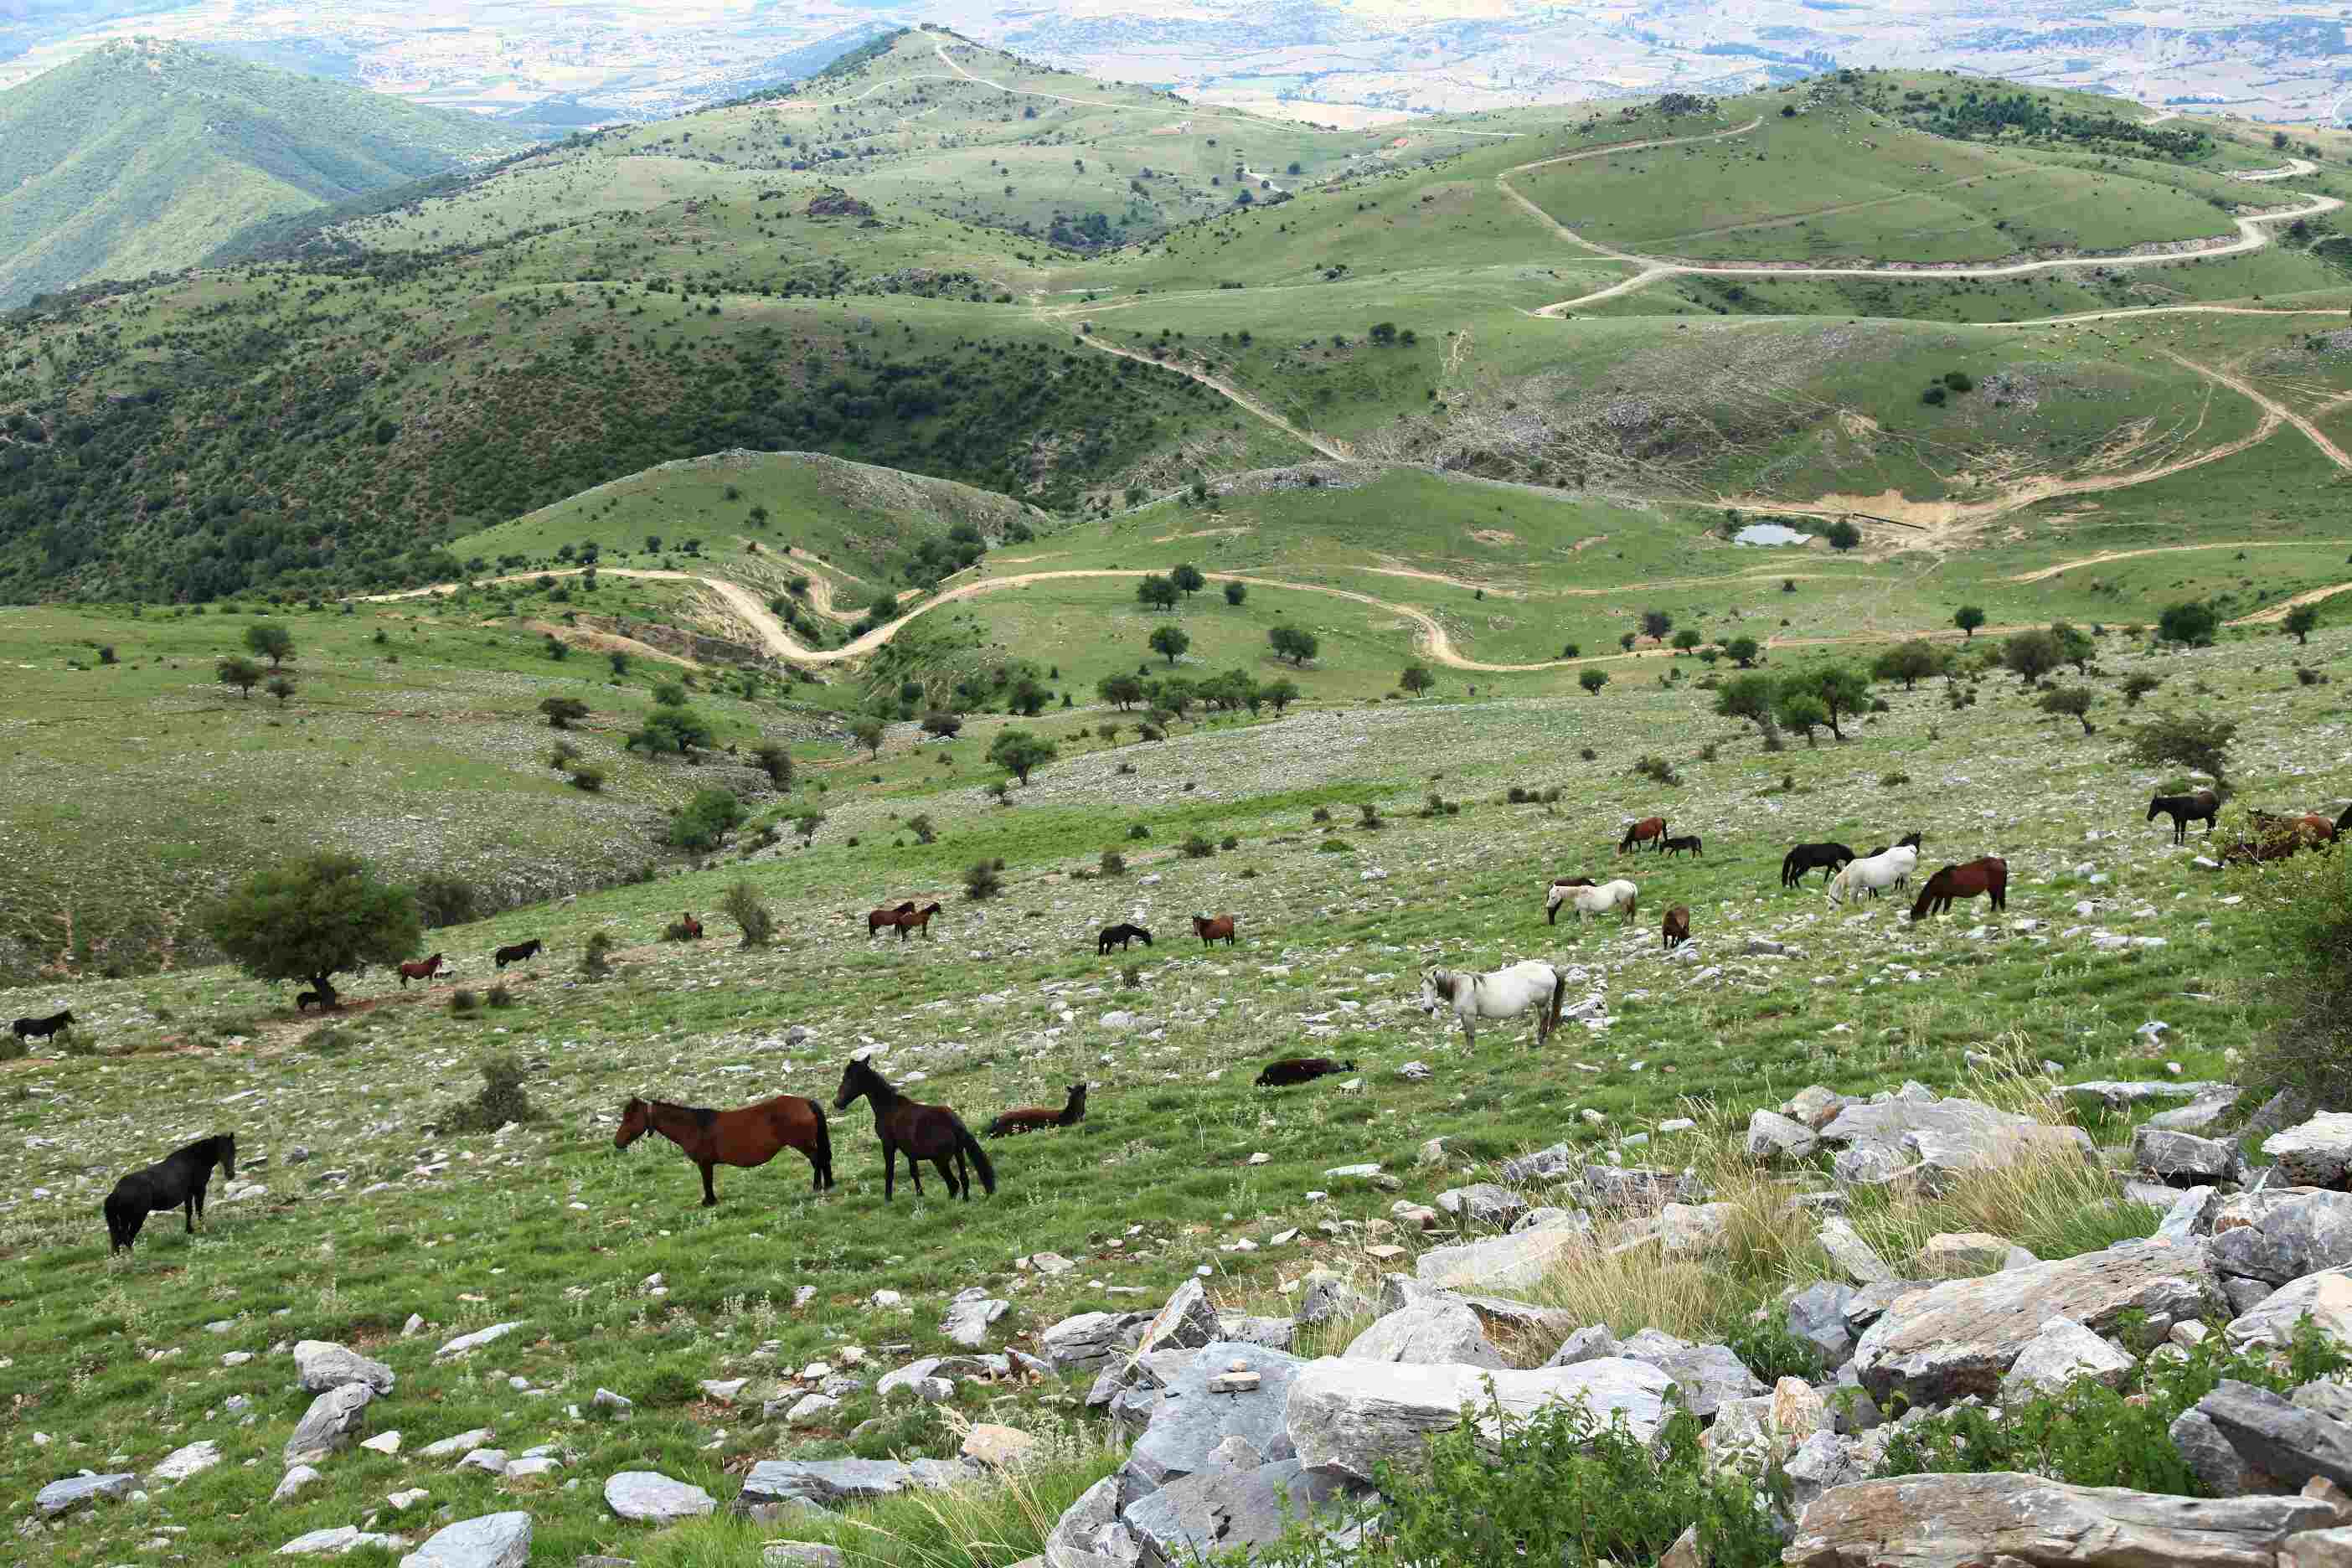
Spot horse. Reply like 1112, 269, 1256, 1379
835, 1055, 996, 1202
1255, 1057, 1355, 1088
1661, 836, 1704, 858
1550, 879, 1638, 926
988, 1083, 1087, 1137
1421, 962, 1567, 1047
1193, 914, 1237, 947
1782, 843, 1855, 888
493, 939, 544, 969
1911, 857, 2008, 921
679, 913, 704, 940
104, 1133, 235, 1254
1828, 845, 1919, 905
2339, 803, 2352, 838
615, 1093, 833, 1206
1859, 833, 1924, 891
397, 954, 446, 988
1541, 878, 1596, 924
11, 1008, 74, 1041
890, 903, 943, 941
867, 901, 916, 938
1663, 905, 1690, 950
294, 991, 330, 1013
2148, 791, 2220, 845
1618, 817, 1668, 855
1098, 923, 1153, 955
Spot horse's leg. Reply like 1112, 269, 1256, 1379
881, 1137, 897, 1202
184, 1192, 198, 1233
905, 1145, 924, 1197
699, 1161, 718, 1207
937, 1153, 962, 1200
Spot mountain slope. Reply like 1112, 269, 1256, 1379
0, 38, 538, 307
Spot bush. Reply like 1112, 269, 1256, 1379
906, 813, 937, 845
1316, 837, 1354, 853
410, 874, 482, 930
1358, 802, 1384, 830
1221, 834, 1240, 850
1100, 851, 1127, 876
669, 787, 746, 850
568, 765, 606, 792
1310, 806, 1332, 823
444, 1055, 538, 1133
549, 738, 581, 770
204, 853, 421, 1007
750, 742, 793, 789
1631, 755, 1682, 786
1880, 771, 1911, 787
2240, 839, 2352, 1104
988, 729, 1059, 784
720, 879, 775, 948
448, 988, 479, 1015
2118, 709, 2238, 787
486, 983, 514, 1008
1180, 833, 1215, 859
579, 931, 615, 978
2159, 601, 2221, 647
1579, 668, 1610, 694
627, 707, 713, 757
963, 860, 1003, 900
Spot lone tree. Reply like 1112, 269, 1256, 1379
1672, 629, 1703, 653
2040, 686, 2097, 735
245, 622, 295, 667
1263, 678, 1299, 713
2120, 710, 2239, 790
2286, 603, 2322, 646
627, 706, 713, 758
750, 741, 794, 789
2122, 673, 2164, 708
1224, 581, 1247, 606
988, 729, 1059, 785
1954, 606, 1986, 639
204, 852, 422, 1010
1776, 687, 1828, 745
2159, 601, 2220, 647
1873, 639, 1942, 691
2002, 628, 2063, 686
851, 718, 886, 759
1399, 664, 1435, 694
1098, 673, 1144, 709
266, 675, 297, 707
1579, 668, 1609, 694
1149, 624, 1191, 666
1137, 575, 1180, 611
539, 696, 589, 729
1269, 626, 1318, 665
2051, 621, 2095, 675
1171, 564, 1206, 599
1823, 518, 1863, 553
218, 655, 263, 699
1782, 663, 1870, 740
1725, 636, 1761, 668
1640, 610, 1674, 642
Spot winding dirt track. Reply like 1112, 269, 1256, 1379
2154, 347, 2352, 469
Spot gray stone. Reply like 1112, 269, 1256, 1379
1545, 1324, 1621, 1368
1374, 1275, 1579, 1340
2298, 1380, 2352, 1426
272, 1466, 323, 1504
2200, 1379, 2352, 1490
505, 1457, 561, 1479
1581, 1165, 1693, 1212
1918, 1232, 2012, 1277
1655, 1202, 1737, 1258
1818, 1217, 1896, 1285
398, 1513, 532, 1568
2212, 1190, 2352, 1287
2001, 1317, 2136, 1400
2169, 1408, 2254, 1496
1436, 1184, 1528, 1229
761, 1546, 845, 1568
2145, 1089, 2244, 1135
2228, 1269, 2352, 1349
456, 1451, 509, 1477
279, 1525, 401, 1555
35, 1473, 136, 1516
736, 1458, 963, 1514
1500, 1142, 1578, 1184
418, 1428, 495, 1459
1136, 1279, 1221, 1359
2061, 1081, 2231, 1112
1414, 1225, 1585, 1293
1215, 1314, 1297, 1351
2284, 1529, 2352, 1568
1039, 1311, 1151, 1374
1787, 1281, 1858, 1368
605, 1471, 715, 1522
1122, 1460, 1361, 1565
1782, 1086, 1847, 1128
940, 1292, 1009, 1350
434, 1323, 523, 1360
1819, 1096, 2094, 1185
1853, 1240, 2219, 1406
1514, 1205, 1583, 1233
150, 1440, 222, 1481
1295, 1271, 1373, 1328
1746, 1110, 1821, 1164
1783, 1429, 1862, 1510
286, 1382, 376, 1463
2133, 1127, 2240, 1185
2270, 1114, 2352, 1189
2157, 1187, 2219, 1245
1122, 1342, 1304, 1503
1343, 1302, 1503, 1369
1042, 1475, 1140, 1568
294, 1341, 396, 1395
1287, 1356, 1676, 1483
1617, 1329, 1764, 1421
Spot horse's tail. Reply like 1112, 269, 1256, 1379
954, 1117, 997, 1195
811, 1097, 833, 1177
1544, 968, 1566, 1042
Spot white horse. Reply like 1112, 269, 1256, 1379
1548, 878, 1638, 926
1827, 845, 1917, 905
1420, 961, 1567, 1046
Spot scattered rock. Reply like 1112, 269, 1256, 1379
150, 1439, 222, 1481
1435, 1184, 1528, 1229
434, 1323, 523, 1360
1786, 1281, 1859, 1368
1919, 1233, 2013, 1277
1415, 1225, 1586, 1292
1746, 1110, 1820, 1164
1039, 1310, 1151, 1373
2002, 1317, 2136, 1400
1287, 1357, 1676, 1483
941, 1291, 1010, 1350
1343, 1302, 1503, 1369
1295, 1271, 1373, 1327
396, 1509, 532, 1568
419, 1428, 496, 1459
2199, 1379, 2352, 1490
605, 1472, 716, 1523
2133, 1127, 2241, 1186
962, 1424, 1039, 1469
295, 1341, 397, 1395
1122, 1341, 1305, 1501
761, 1546, 845, 1568
2270, 1115, 2352, 1189
286, 1383, 377, 1464
735, 1457, 963, 1514
272, 1467, 323, 1505
1137, 1279, 1221, 1359
2212, 1191, 2352, 1287
2228, 1269, 2352, 1349
35, 1473, 135, 1516
1122, 1460, 1359, 1565
2170, 1406, 2252, 1496
1817, 1217, 1896, 1285
1617, 1329, 1764, 1421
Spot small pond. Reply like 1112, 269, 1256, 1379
1734, 523, 1813, 547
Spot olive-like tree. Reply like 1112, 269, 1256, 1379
204, 853, 422, 1009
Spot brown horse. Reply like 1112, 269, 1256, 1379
1193, 914, 1237, 947
867, 900, 916, 937
397, 954, 446, 987
988, 1083, 1087, 1138
1910, 857, 2008, 921
1619, 817, 1667, 854
1662, 905, 1690, 951
835, 1056, 996, 1202
679, 913, 704, 940
615, 1093, 833, 1206
891, 903, 944, 941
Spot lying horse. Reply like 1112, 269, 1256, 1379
1663, 905, 1690, 951
1421, 962, 1567, 1047
988, 1083, 1087, 1138
1098, 922, 1153, 955
11, 1008, 73, 1041
1911, 857, 2008, 921
493, 939, 544, 969
835, 1055, 995, 1202
294, 991, 331, 1013
1550, 879, 1638, 926
1661, 835, 1704, 858
104, 1132, 235, 1253
2148, 790, 2220, 845
1618, 816, 1668, 855
867, 901, 917, 938
1193, 914, 1237, 947
1255, 1057, 1354, 1088
890, 903, 943, 941
616, 1093, 833, 1205
679, 913, 704, 940
1828, 844, 1918, 905
1782, 843, 1855, 888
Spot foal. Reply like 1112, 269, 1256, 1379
835, 1056, 996, 1202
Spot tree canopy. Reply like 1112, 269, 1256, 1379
204, 852, 423, 1003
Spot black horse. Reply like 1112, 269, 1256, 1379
1660, 836, 1704, 858
834, 1055, 996, 1203
294, 991, 331, 1013
493, 939, 544, 969
2339, 803, 2352, 838
105, 1133, 236, 1253
1255, 1057, 1356, 1088
11, 1008, 74, 1041
2148, 790, 2220, 845
1781, 843, 1855, 888
1098, 923, 1153, 955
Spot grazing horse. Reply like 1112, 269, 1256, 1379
104, 1133, 235, 1254
2148, 791, 2220, 845
11, 1008, 74, 1041
493, 939, 544, 969
1860, 833, 1925, 892
867, 901, 917, 938
1193, 914, 1237, 947
988, 1083, 1088, 1138
1828, 845, 1919, 905
1660, 835, 1704, 858
295, 991, 330, 1013
1550, 879, 1638, 926
1255, 1057, 1355, 1088
397, 953, 446, 988
1421, 962, 1567, 1046
1782, 843, 1856, 888
1911, 857, 2008, 921
1618, 817, 1668, 855
615, 1093, 833, 1205
834, 1055, 996, 1202
890, 902, 944, 941
1663, 905, 1690, 951
1541, 878, 1596, 924
1098, 923, 1153, 955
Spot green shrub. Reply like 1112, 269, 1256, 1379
1317, 838, 1355, 854
579, 931, 615, 978
963, 860, 1003, 900
410, 874, 481, 930
1724, 1318, 1822, 1385
448, 988, 479, 1015
721, 879, 776, 948
1631, 756, 1681, 786
1100, 851, 1127, 876
444, 1055, 537, 1132
1180, 833, 1215, 859
486, 983, 514, 1008
568, 765, 605, 792
2239, 839, 2352, 1104
669, 787, 746, 850
1310, 806, 1332, 823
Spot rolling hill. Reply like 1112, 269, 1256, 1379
0, 38, 539, 307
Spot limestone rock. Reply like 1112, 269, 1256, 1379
941, 1291, 1009, 1350
605, 1471, 715, 1522
1122, 1342, 1304, 1502
1122, 1460, 1359, 1565
2169, 1407, 2252, 1497
1818, 1217, 1896, 1285
2211, 1191, 2352, 1287
397, 1512, 531, 1568
1746, 1110, 1820, 1164
1137, 1279, 1220, 1359
2199, 1379, 2352, 1491
1415, 1225, 1585, 1293
35, 1473, 135, 1516
1617, 1329, 1764, 1421
2270, 1115, 2352, 1189
272, 1467, 323, 1504
1343, 1302, 1503, 1369
433, 1323, 523, 1360
2227, 1268, 2352, 1349
963, 1424, 1039, 1469
279, 1525, 402, 1555
2000, 1317, 2136, 1400
1287, 1356, 1675, 1483
1435, 1184, 1528, 1230
2133, 1127, 2239, 1185
294, 1341, 396, 1395
1295, 1270, 1374, 1327
761, 1547, 846, 1568
1039, 1311, 1150, 1373
150, 1440, 222, 1481
1043, 1475, 1141, 1568
286, 1382, 376, 1463
1787, 1280, 1859, 1367
1919, 1232, 2012, 1277
735, 1457, 964, 1513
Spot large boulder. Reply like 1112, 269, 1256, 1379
1121, 1460, 1359, 1565
1295, 1271, 1374, 1328
1121, 1341, 1303, 1504
294, 1341, 396, 1395
1042, 1475, 1140, 1568
2226, 1268, 2352, 1350
1818, 1097, 2093, 1186
1817, 1217, 1896, 1285
1375, 1275, 1578, 1341
1851, 1240, 2218, 1406
2211, 1191, 2352, 1287
2132, 1127, 2240, 1185
1436, 1184, 1528, 1230
397, 1512, 533, 1568
2197, 1379, 2352, 1490
1746, 1110, 1820, 1164
605, 1471, 716, 1522
2000, 1317, 2135, 1400
1784, 1473, 2338, 1568
1415, 1226, 1584, 1293
735, 1457, 964, 1513
1135, 1280, 1220, 1359
1285, 1356, 1675, 1484
1787, 1281, 1859, 1368
2269, 1114, 2352, 1189
1616, 1329, 1764, 1421
1343, 1302, 1503, 1369
1040, 1311, 1151, 1373
35, 1473, 135, 1516
286, 1383, 376, 1464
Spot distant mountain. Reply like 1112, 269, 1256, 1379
0, 38, 539, 307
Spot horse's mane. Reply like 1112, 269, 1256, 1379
172, 1132, 232, 1162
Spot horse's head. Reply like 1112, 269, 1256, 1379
218, 1131, 236, 1181
835, 1056, 874, 1111
1416, 970, 1452, 1013
920, 903, 942, 916
615, 1097, 650, 1149
1136, 927, 1153, 945
1066, 1083, 1088, 1107
2147, 796, 2162, 820
1898, 831, 1921, 849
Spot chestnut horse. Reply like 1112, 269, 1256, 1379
1619, 817, 1668, 854
615, 1093, 833, 1206
1193, 914, 1237, 947
1910, 857, 2008, 921
397, 953, 446, 987
890, 902, 943, 941
1662, 905, 1690, 951
679, 913, 703, 940
867, 901, 916, 937
835, 1056, 996, 1202
988, 1083, 1087, 1138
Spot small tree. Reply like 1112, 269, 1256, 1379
1672, 629, 1703, 653
1264, 678, 1299, 714
851, 718, 886, 759
720, 879, 774, 948
1954, 606, 1986, 639
539, 696, 589, 729
906, 813, 937, 844
2040, 685, 2097, 735
921, 711, 962, 739
2286, 603, 2322, 646
1137, 575, 1180, 611
2159, 601, 2220, 647
1269, 627, 1318, 665
1149, 625, 1191, 666
1823, 518, 1862, 553
962, 860, 1003, 900
609, 650, 631, 677
1098, 673, 1144, 709
1776, 688, 1828, 745
1715, 673, 1776, 727
1579, 668, 1609, 694
217, 655, 262, 699
1873, 639, 1942, 691
794, 810, 827, 844
2002, 628, 2062, 686
988, 729, 1059, 784
1224, 581, 1247, 606
750, 741, 793, 789
2122, 673, 2164, 708
1171, 564, 1206, 599
245, 622, 294, 667
1620, 632, 1638, 652
2119, 710, 2238, 789
266, 675, 297, 707
1725, 636, 1761, 668
2050, 621, 2095, 675
1008, 676, 1050, 716
1640, 610, 1673, 642
204, 852, 422, 1008
626, 707, 712, 757
652, 682, 687, 708
1399, 664, 1435, 694
670, 787, 745, 850
869, 589, 904, 623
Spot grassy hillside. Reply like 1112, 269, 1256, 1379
0, 39, 536, 308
